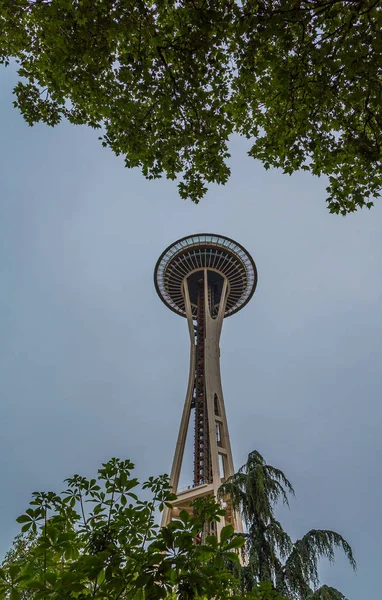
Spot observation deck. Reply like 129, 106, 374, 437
154, 234, 257, 318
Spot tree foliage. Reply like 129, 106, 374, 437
0, 457, 287, 600
305, 586, 346, 600
1, 0, 382, 213
219, 451, 356, 600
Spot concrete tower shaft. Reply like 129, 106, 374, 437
154, 234, 257, 537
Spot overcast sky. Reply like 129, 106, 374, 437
1, 66, 381, 599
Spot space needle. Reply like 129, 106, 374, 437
154, 234, 257, 536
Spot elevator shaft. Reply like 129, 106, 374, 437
193, 279, 212, 486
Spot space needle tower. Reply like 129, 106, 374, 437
154, 234, 257, 536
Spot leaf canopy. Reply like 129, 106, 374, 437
0, 459, 248, 600
1, 0, 382, 212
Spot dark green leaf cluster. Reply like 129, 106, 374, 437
219, 451, 356, 600
1, 0, 382, 212
305, 585, 347, 600
0, 457, 287, 600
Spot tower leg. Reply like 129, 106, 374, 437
161, 270, 243, 537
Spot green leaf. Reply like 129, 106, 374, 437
227, 536, 244, 549
205, 535, 218, 549
220, 525, 234, 543
16, 515, 31, 524
8, 565, 21, 579
223, 551, 239, 563
179, 510, 190, 523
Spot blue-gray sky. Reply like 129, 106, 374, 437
1, 66, 381, 598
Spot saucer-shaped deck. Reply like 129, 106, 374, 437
154, 234, 257, 318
